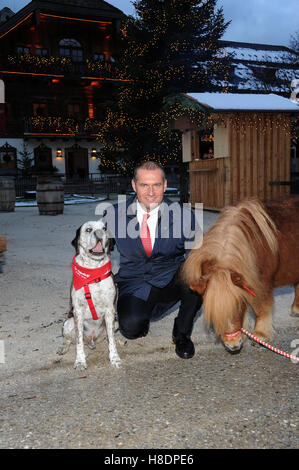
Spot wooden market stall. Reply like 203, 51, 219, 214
174, 93, 299, 210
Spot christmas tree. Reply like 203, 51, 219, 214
17, 143, 34, 177
98, 0, 231, 175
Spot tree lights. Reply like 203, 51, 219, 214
97, 0, 231, 175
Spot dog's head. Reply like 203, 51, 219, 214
71, 219, 115, 260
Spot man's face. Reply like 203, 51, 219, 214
131, 168, 167, 211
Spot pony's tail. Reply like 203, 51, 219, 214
203, 269, 247, 335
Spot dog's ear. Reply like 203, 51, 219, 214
71, 226, 81, 254
108, 236, 116, 253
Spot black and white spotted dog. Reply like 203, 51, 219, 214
57, 219, 121, 370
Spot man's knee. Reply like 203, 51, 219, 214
118, 316, 149, 340
117, 295, 150, 340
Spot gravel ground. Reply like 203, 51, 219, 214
0, 200, 298, 450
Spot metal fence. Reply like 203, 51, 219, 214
15, 176, 37, 197
15, 173, 181, 198
15, 174, 131, 198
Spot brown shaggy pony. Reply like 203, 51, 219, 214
182, 196, 299, 353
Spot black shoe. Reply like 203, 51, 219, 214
172, 320, 195, 359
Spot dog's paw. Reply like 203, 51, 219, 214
110, 356, 122, 368
57, 346, 64, 356
87, 340, 96, 350
74, 360, 87, 371
57, 346, 68, 356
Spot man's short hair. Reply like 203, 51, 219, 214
133, 161, 166, 183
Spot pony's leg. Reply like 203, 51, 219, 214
221, 305, 246, 354
252, 292, 274, 341
291, 283, 299, 316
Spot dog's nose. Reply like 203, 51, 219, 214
94, 230, 103, 240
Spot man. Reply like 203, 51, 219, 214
105, 161, 202, 359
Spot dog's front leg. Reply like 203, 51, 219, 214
105, 309, 122, 368
74, 310, 87, 370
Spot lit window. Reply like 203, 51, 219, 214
17, 46, 30, 55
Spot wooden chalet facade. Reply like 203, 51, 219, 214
174, 93, 299, 210
0, 0, 125, 178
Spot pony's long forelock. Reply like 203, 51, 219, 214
182, 198, 279, 334
203, 269, 246, 334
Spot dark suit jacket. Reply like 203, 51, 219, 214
104, 195, 197, 310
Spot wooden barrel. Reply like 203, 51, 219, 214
0, 176, 16, 212
36, 176, 64, 215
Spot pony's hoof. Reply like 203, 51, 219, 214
222, 340, 243, 355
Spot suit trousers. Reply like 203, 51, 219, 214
117, 271, 202, 340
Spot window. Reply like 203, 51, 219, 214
33, 103, 47, 116
0, 143, 17, 170
59, 39, 83, 62
94, 53, 105, 61
36, 47, 48, 56
199, 130, 214, 159
17, 46, 30, 55
71, 48, 83, 62
67, 104, 80, 118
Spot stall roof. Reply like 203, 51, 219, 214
186, 92, 299, 112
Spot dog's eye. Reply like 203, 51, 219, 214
102, 226, 107, 231
85, 227, 92, 233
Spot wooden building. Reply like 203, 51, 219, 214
174, 93, 299, 210
0, 0, 125, 178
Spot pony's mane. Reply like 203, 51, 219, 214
182, 198, 279, 334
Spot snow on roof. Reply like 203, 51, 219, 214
186, 93, 299, 111
224, 46, 294, 64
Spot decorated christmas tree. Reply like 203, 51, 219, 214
98, 0, 231, 175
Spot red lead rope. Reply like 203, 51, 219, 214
241, 328, 299, 363
224, 284, 299, 362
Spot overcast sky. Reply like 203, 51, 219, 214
2, 0, 299, 47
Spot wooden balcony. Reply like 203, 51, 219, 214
23, 116, 102, 137
0, 54, 122, 81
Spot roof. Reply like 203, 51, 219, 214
0, 0, 125, 38
219, 40, 296, 63
37, 0, 124, 14
215, 40, 299, 96
186, 93, 299, 112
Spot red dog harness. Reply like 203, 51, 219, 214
72, 256, 112, 320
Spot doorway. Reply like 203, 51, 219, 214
65, 144, 88, 180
